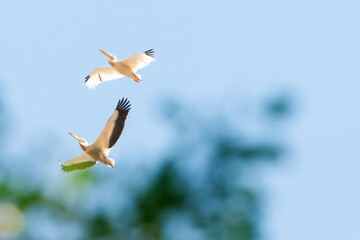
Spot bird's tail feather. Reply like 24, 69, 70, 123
131, 73, 141, 82
108, 158, 115, 168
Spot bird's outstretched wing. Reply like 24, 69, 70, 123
94, 98, 131, 150
122, 49, 155, 72
85, 66, 124, 89
59, 153, 97, 172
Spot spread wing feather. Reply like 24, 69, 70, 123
85, 66, 124, 89
121, 49, 155, 72
94, 98, 131, 150
59, 153, 97, 172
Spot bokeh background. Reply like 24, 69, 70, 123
0, 0, 359, 239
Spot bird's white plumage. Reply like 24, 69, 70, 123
122, 52, 155, 72
85, 66, 124, 90
94, 110, 119, 149
85, 49, 155, 89
60, 98, 131, 172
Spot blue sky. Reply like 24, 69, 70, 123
1, 0, 360, 239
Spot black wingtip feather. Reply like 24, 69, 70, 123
85, 75, 90, 83
108, 98, 131, 148
117, 98, 131, 112
144, 49, 155, 58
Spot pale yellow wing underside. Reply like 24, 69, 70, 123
85, 66, 124, 89
121, 49, 155, 72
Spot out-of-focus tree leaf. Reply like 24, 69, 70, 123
86, 214, 115, 239
0, 93, 290, 240
265, 94, 292, 118
216, 138, 281, 161
133, 162, 187, 239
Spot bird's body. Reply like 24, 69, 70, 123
110, 61, 141, 82
82, 144, 112, 167
59, 98, 131, 172
85, 49, 155, 89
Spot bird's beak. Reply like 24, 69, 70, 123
68, 132, 85, 143
99, 49, 115, 60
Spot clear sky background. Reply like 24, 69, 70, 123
1, 0, 359, 239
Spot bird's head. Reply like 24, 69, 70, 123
99, 49, 117, 63
68, 132, 88, 151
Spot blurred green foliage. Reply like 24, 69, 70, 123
0, 95, 290, 240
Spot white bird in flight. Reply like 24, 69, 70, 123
85, 49, 155, 89
59, 98, 131, 172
